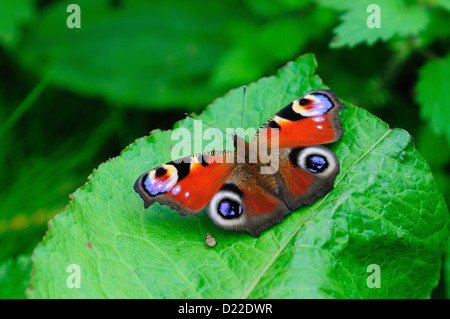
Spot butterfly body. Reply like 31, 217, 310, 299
134, 89, 345, 237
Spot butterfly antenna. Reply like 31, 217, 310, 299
240, 86, 247, 130
184, 113, 233, 138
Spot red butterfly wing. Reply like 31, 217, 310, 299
134, 151, 234, 215
205, 165, 290, 237
253, 89, 345, 148
275, 145, 340, 211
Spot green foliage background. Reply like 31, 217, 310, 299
0, 0, 449, 298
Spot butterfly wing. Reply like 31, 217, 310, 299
274, 146, 340, 211
205, 164, 290, 237
134, 151, 235, 215
250, 89, 344, 213
252, 89, 346, 148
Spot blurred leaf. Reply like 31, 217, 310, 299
16, 0, 334, 111
416, 53, 450, 146
416, 8, 450, 47
0, 75, 50, 140
416, 124, 450, 206
0, 254, 32, 299
446, 238, 450, 298
0, 89, 120, 260
314, 0, 353, 10
433, 0, 450, 11
244, 0, 311, 17
0, 0, 35, 48
16, 0, 236, 110
27, 55, 448, 298
315, 42, 397, 112
318, 0, 430, 48
416, 124, 450, 168
211, 7, 335, 89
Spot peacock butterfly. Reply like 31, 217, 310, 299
134, 89, 345, 237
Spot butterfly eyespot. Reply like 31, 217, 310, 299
305, 154, 328, 173
290, 146, 338, 177
143, 164, 178, 196
293, 94, 333, 117
155, 166, 167, 177
218, 198, 243, 219
299, 98, 310, 106
207, 185, 245, 229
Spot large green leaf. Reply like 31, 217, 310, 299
445, 238, 450, 298
27, 54, 449, 298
